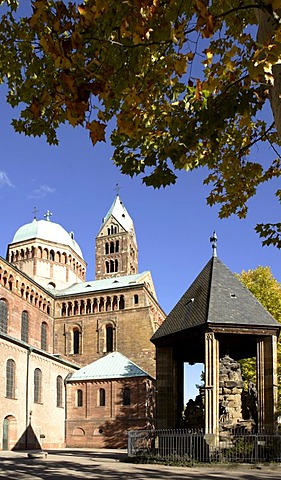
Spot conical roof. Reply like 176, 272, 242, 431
99, 194, 134, 233
68, 351, 153, 381
151, 256, 279, 342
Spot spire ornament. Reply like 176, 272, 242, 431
210, 231, 217, 257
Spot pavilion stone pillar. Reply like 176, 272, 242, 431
204, 332, 219, 443
257, 335, 278, 432
156, 346, 179, 429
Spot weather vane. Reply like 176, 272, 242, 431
114, 183, 122, 196
32, 206, 39, 220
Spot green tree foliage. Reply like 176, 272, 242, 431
238, 266, 281, 411
0, 0, 280, 245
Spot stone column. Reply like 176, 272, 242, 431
257, 335, 278, 432
204, 332, 219, 441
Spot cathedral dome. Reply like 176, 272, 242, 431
11, 218, 83, 259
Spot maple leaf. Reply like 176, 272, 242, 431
87, 120, 106, 145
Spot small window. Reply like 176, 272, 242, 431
77, 389, 83, 407
34, 368, 42, 403
21, 311, 29, 342
56, 376, 63, 407
119, 295, 125, 310
134, 294, 139, 305
99, 388, 105, 406
41, 322, 47, 350
0, 299, 8, 334
50, 250, 55, 261
106, 325, 113, 353
73, 329, 80, 354
6, 359, 15, 398
123, 387, 131, 406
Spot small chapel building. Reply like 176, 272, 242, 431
151, 236, 280, 438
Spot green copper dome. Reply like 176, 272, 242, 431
11, 218, 83, 259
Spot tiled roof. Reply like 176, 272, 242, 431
151, 256, 279, 342
51, 271, 150, 297
68, 351, 153, 381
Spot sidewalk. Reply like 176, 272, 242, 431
0, 449, 281, 479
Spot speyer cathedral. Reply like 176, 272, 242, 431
0, 195, 165, 450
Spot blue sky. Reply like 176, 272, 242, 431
0, 68, 280, 400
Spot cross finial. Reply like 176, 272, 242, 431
44, 210, 52, 222
32, 206, 39, 220
114, 183, 122, 196
210, 231, 217, 257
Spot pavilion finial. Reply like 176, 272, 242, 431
44, 210, 52, 222
210, 231, 217, 257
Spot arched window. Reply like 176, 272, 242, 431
106, 325, 113, 352
21, 311, 29, 342
50, 250, 55, 261
56, 376, 63, 407
99, 298, 104, 312
116, 240, 119, 252
34, 368, 42, 403
134, 294, 139, 305
119, 295, 125, 310
0, 299, 8, 333
106, 261, 109, 273
99, 388, 105, 406
110, 260, 114, 272
105, 243, 109, 254
123, 387, 131, 406
115, 259, 118, 272
41, 322, 47, 350
6, 359, 15, 398
110, 241, 114, 253
73, 329, 80, 354
77, 389, 83, 407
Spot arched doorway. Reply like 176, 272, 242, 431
2, 415, 17, 450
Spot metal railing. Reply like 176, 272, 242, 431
127, 429, 281, 463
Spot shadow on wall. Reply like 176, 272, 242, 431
12, 424, 41, 451
99, 383, 154, 449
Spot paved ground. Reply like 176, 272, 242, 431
1, 449, 281, 480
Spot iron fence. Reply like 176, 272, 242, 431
127, 429, 281, 463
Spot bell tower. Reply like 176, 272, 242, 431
95, 195, 138, 280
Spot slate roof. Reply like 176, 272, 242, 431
151, 256, 280, 342
68, 351, 153, 381
51, 271, 150, 297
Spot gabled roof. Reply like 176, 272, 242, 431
68, 351, 153, 381
99, 194, 134, 233
51, 271, 151, 296
151, 256, 280, 342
